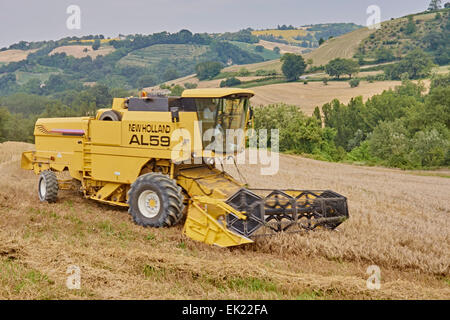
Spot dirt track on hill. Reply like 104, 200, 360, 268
0, 142, 448, 299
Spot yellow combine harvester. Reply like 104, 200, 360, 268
21, 88, 348, 247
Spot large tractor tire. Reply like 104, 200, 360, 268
38, 170, 58, 203
127, 173, 184, 228
99, 110, 121, 121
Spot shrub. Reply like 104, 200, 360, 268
136, 75, 157, 89
195, 61, 223, 80
255, 45, 264, 52
346, 141, 375, 163
255, 69, 277, 76
325, 58, 360, 79
409, 129, 449, 167
237, 68, 250, 77
349, 78, 361, 88
184, 82, 198, 89
170, 85, 184, 96
220, 77, 242, 87
384, 49, 435, 80
92, 40, 100, 51
253, 104, 341, 160
368, 120, 412, 168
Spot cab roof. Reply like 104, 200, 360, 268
181, 88, 254, 98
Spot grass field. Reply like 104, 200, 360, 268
435, 65, 450, 74
0, 142, 448, 299
229, 41, 281, 60
118, 44, 209, 67
15, 70, 61, 85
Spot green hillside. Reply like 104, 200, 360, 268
357, 9, 449, 65
118, 44, 209, 67
0, 31, 270, 93
228, 41, 280, 60
0, 23, 364, 95
223, 26, 375, 73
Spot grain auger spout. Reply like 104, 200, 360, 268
21, 88, 350, 248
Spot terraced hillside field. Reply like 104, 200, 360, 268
0, 142, 448, 299
117, 44, 209, 67
228, 41, 281, 60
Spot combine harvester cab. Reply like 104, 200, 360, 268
21, 88, 349, 247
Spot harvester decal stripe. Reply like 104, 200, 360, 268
50, 129, 85, 136
35, 125, 85, 136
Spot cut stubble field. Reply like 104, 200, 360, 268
0, 142, 448, 299
154, 77, 426, 116
0, 49, 38, 63
249, 80, 421, 115
49, 45, 115, 59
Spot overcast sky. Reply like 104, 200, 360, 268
0, 0, 432, 48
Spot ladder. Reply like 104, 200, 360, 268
82, 141, 92, 178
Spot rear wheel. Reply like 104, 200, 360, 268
38, 170, 58, 203
127, 173, 184, 227
99, 110, 121, 121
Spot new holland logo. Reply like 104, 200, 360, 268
36, 125, 85, 136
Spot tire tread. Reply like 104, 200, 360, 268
127, 173, 184, 228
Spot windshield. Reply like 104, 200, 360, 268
196, 97, 249, 154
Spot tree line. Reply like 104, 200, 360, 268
254, 73, 449, 169
0, 84, 130, 143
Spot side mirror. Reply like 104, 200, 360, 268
247, 106, 254, 127
171, 107, 180, 123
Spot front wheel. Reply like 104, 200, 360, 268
127, 173, 184, 228
38, 170, 58, 203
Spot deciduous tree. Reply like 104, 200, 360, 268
281, 53, 306, 81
